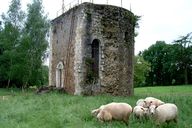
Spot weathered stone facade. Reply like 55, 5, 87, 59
49, 2, 136, 96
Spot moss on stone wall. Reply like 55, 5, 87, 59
84, 57, 97, 84
85, 10, 92, 22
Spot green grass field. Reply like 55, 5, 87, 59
0, 85, 192, 128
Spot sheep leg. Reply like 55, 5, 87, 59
173, 118, 178, 123
123, 116, 129, 125
98, 118, 104, 123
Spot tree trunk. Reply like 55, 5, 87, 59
7, 79, 10, 88
184, 67, 188, 85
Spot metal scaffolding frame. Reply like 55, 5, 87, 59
57, 0, 124, 17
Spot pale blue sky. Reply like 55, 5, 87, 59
1, 0, 192, 55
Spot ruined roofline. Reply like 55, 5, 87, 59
51, 2, 133, 24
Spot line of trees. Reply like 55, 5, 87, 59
0, 0, 49, 88
134, 32, 192, 87
0, 0, 191, 88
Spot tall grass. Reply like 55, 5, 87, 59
0, 86, 192, 128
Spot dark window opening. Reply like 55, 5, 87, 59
59, 69, 62, 87
125, 32, 129, 42
91, 39, 100, 79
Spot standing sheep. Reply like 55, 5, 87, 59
96, 102, 132, 124
91, 105, 105, 117
149, 103, 178, 125
133, 106, 149, 120
136, 99, 145, 107
144, 97, 165, 108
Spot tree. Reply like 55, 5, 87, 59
142, 34, 192, 86
172, 32, 192, 84
21, 0, 49, 87
0, 0, 25, 87
142, 41, 169, 85
134, 55, 151, 87
0, 0, 49, 88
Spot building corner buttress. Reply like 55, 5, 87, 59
49, 28, 53, 86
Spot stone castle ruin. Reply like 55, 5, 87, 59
49, 2, 137, 96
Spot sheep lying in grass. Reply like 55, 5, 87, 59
133, 106, 149, 120
149, 103, 178, 125
143, 97, 165, 108
93, 102, 132, 124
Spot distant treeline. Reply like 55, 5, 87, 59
0, 0, 49, 88
134, 32, 192, 87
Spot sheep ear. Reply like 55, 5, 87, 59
141, 107, 144, 111
144, 100, 146, 103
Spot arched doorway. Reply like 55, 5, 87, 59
56, 61, 64, 88
91, 39, 100, 81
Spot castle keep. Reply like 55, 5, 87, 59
49, 2, 136, 96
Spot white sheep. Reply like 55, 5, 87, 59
133, 105, 149, 119
136, 99, 145, 107
91, 105, 105, 117
149, 103, 178, 125
143, 97, 165, 108
96, 109, 112, 122
96, 102, 132, 124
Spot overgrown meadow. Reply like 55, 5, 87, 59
0, 85, 192, 128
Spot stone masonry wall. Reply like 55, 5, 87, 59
50, 5, 85, 94
80, 3, 135, 96
49, 3, 136, 96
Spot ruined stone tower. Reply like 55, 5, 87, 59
49, 2, 137, 96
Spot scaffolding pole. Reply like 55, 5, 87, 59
62, 0, 64, 13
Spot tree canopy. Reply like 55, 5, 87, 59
0, 0, 49, 88
136, 33, 192, 87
